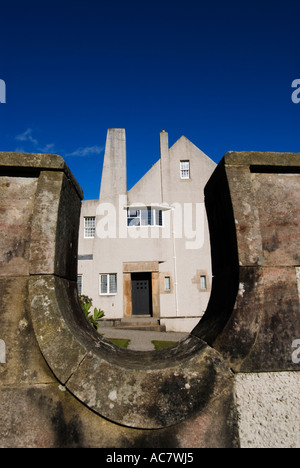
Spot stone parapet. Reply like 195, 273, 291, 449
193, 152, 300, 373
0, 150, 299, 448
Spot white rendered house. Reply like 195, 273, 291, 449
77, 129, 216, 332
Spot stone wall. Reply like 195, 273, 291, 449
235, 372, 300, 448
0, 151, 299, 448
193, 152, 300, 448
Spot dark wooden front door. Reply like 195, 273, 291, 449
131, 273, 152, 316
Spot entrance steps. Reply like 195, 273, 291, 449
115, 317, 166, 332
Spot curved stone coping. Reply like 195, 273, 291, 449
192, 152, 300, 373
29, 275, 234, 429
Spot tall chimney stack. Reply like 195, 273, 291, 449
160, 130, 169, 203
99, 128, 127, 203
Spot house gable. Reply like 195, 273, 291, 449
127, 135, 216, 206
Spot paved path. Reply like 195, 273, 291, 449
100, 326, 188, 351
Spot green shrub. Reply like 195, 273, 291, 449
79, 295, 105, 330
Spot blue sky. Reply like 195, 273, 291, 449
0, 0, 299, 199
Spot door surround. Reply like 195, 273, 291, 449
123, 262, 160, 318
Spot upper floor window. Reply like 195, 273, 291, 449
180, 160, 190, 179
84, 216, 95, 238
127, 208, 163, 227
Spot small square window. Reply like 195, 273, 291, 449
84, 217, 95, 238
180, 160, 190, 179
100, 273, 117, 295
200, 275, 207, 290
127, 209, 141, 227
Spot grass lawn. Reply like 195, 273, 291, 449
151, 340, 176, 350
106, 338, 131, 348
105, 338, 177, 350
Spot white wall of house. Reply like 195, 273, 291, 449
77, 129, 216, 332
